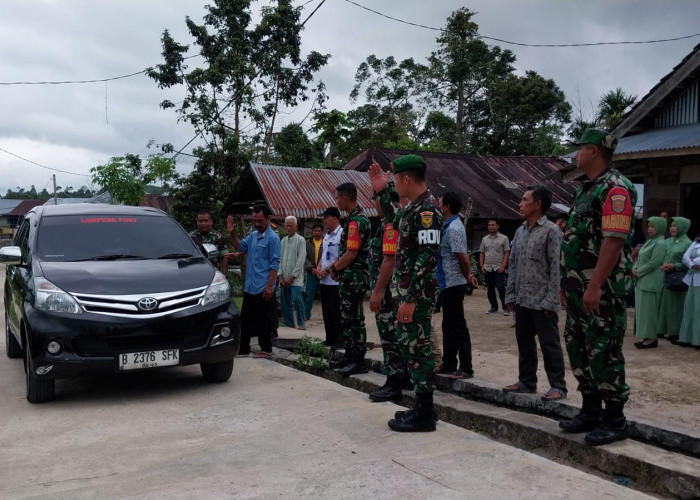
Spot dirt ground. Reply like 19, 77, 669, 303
303, 287, 700, 434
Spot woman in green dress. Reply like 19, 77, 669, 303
633, 216, 667, 348
658, 217, 692, 342
678, 233, 700, 347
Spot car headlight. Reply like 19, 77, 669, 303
201, 271, 231, 306
34, 277, 82, 314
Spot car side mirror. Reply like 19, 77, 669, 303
201, 243, 220, 264
0, 246, 21, 264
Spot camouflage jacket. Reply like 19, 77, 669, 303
338, 205, 371, 292
561, 166, 637, 297
369, 189, 399, 288
382, 189, 442, 306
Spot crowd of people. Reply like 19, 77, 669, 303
187, 128, 698, 446
631, 212, 700, 349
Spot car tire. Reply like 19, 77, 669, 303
24, 339, 55, 403
200, 359, 234, 383
5, 313, 22, 359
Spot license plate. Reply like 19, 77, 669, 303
118, 349, 179, 371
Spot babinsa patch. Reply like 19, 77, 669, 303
611, 194, 627, 213
420, 211, 433, 228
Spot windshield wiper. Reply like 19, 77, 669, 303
157, 253, 196, 259
72, 254, 147, 261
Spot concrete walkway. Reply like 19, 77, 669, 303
268, 322, 700, 499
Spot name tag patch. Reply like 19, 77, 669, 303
418, 229, 440, 245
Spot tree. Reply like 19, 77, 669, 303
597, 88, 637, 129
484, 71, 571, 155
311, 109, 351, 168
271, 123, 315, 167
146, 0, 328, 167
425, 8, 515, 152
90, 157, 146, 206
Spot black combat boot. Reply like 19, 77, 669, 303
369, 374, 402, 402
329, 353, 351, 369
559, 394, 603, 433
388, 392, 437, 432
394, 406, 439, 423
584, 402, 630, 446
336, 354, 368, 377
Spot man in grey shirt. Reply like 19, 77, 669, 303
503, 185, 567, 401
479, 218, 510, 315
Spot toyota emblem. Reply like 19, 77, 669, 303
137, 297, 158, 311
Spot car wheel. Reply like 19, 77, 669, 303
5, 312, 22, 359
24, 340, 55, 403
200, 359, 234, 383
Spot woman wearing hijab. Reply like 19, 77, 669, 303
658, 217, 692, 343
678, 232, 700, 347
632, 216, 667, 348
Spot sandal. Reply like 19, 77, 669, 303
253, 351, 272, 359
542, 388, 567, 401
502, 381, 535, 394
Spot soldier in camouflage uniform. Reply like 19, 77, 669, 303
327, 182, 372, 377
559, 129, 637, 446
367, 185, 403, 402
370, 154, 442, 432
189, 209, 227, 267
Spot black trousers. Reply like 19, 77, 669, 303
441, 285, 473, 374
514, 305, 567, 392
484, 270, 506, 311
320, 284, 342, 346
240, 291, 273, 354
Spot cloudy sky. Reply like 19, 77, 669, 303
1, 0, 699, 197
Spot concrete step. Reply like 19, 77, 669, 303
271, 347, 700, 500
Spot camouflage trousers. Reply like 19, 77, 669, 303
339, 286, 367, 360
375, 286, 402, 377
564, 291, 630, 404
396, 303, 435, 395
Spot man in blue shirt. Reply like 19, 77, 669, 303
227, 205, 281, 358
436, 192, 478, 379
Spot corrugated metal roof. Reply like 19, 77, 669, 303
616, 123, 700, 155
344, 147, 575, 219
0, 199, 22, 215
6, 199, 45, 216
226, 164, 378, 218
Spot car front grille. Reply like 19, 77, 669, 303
71, 286, 208, 318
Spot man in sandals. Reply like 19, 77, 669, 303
503, 185, 567, 402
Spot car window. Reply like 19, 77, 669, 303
15, 217, 31, 263
36, 214, 199, 262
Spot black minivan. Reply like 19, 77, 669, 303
1, 204, 240, 403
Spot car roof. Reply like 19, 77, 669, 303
30, 204, 167, 218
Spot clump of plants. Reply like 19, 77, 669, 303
293, 336, 331, 372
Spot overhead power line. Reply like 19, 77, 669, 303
0, 147, 88, 176
342, 0, 700, 47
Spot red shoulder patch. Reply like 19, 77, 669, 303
602, 186, 633, 234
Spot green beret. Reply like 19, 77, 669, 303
570, 128, 618, 152
391, 154, 427, 174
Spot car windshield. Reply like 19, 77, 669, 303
36, 214, 200, 262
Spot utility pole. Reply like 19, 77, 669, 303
53, 174, 57, 205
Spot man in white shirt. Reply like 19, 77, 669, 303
316, 207, 343, 347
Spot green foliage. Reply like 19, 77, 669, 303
271, 123, 315, 167
90, 156, 146, 206
596, 88, 637, 129
293, 335, 330, 372
311, 109, 351, 168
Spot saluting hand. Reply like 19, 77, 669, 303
369, 162, 390, 193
